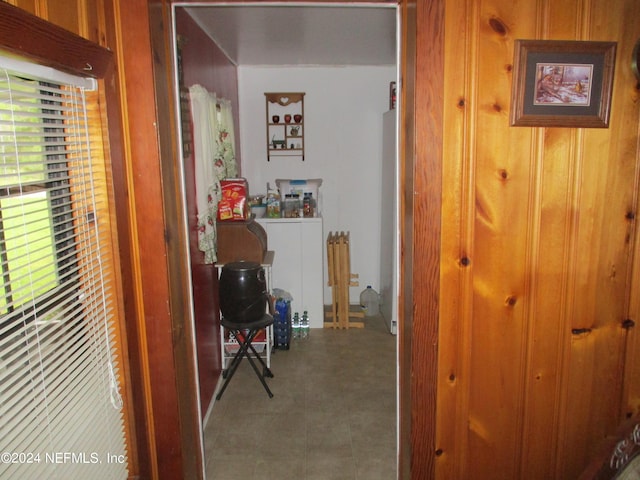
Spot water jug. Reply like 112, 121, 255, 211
360, 286, 379, 317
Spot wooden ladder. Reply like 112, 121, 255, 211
324, 231, 364, 329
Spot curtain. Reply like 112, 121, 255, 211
188, 85, 237, 264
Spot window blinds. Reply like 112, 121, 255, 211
0, 62, 128, 479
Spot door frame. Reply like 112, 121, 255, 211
160, 1, 446, 478
398, 0, 444, 478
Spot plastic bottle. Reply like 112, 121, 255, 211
360, 286, 379, 317
300, 311, 309, 339
292, 312, 300, 339
303, 192, 314, 217
266, 182, 281, 218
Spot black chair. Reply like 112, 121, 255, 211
216, 313, 275, 400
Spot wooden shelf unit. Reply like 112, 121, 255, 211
265, 92, 305, 161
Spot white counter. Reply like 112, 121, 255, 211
255, 217, 324, 328
255, 216, 322, 224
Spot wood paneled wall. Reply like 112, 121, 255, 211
435, 1, 640, 478
4, 0, 105, 45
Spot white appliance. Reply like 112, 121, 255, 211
380, 109, 398, 335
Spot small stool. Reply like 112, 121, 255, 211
216, 314, 275, 400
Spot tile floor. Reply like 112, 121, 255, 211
204, 313, 397, 480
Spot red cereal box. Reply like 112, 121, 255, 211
218, 178, 249, 221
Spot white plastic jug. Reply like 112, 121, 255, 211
360, 286, 379, 317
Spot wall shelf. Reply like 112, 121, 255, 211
265, 92, 305, 161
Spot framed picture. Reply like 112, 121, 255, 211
510, 40, 616, 128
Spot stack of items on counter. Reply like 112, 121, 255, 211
265, 178, 322, 219
217, 178, 322, 221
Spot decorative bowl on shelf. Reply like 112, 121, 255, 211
284, 114, 292, 124
272, 115, 280, 123
294, 114, 302, 123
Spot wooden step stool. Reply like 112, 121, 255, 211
324, 231, 364, 329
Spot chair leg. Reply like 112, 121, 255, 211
246, 340, 274, 378
243, 348, 274, 398
216, 335, 250, 400
217, 328, 273, 400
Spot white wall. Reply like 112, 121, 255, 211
238, 65, 395, 303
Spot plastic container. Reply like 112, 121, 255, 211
303, 192, 315, 218
292, 312, 300, 339
360, 286, 379, 317
276, 179, 322, 216
266, 189, 281, 218
300, 311, 309, 339
273, 298, 291, 350
283, 194, 301, 218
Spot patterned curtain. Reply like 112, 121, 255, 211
188, 85, 237, 263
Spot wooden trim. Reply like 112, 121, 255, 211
407, 0, 445, 478
98, 68, 150, 480
100, 54, 154, 480
148, 1, 204, 478
0, 1, 111, 77
97, 2, 154, 476
398, 0, 415, 477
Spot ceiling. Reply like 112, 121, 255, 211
181, 5, 397, 67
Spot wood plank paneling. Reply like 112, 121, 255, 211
41, 0, 81, 36
437, 0, 640, 478
4, 0, 37, 15
437, 0, 472, 477
82, 0, 105, 45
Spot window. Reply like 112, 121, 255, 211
0, 79, 76, 328
0, 60, 128, 478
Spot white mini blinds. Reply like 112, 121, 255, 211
0, 60, 128, 478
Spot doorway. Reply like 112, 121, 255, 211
171, 2, 401, 477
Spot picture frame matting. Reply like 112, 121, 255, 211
510, 39, 617, 128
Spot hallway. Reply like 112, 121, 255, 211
204, 314, 397, 479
